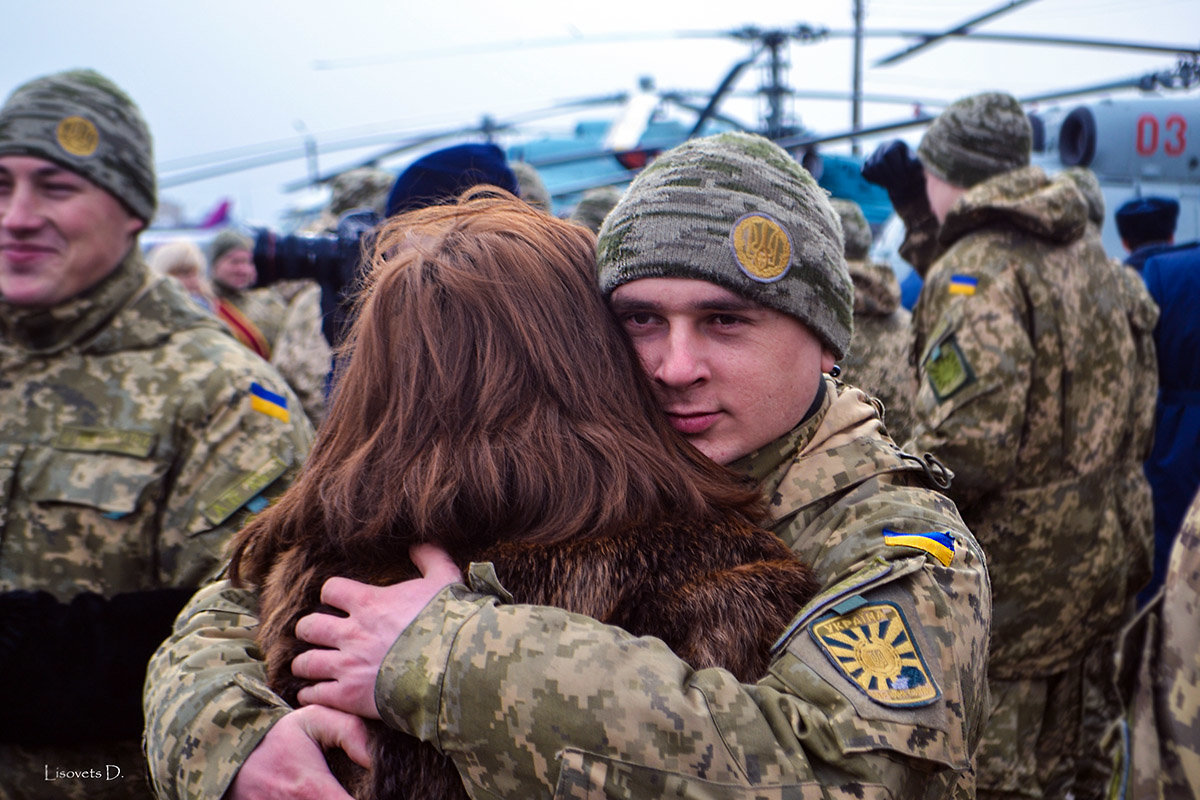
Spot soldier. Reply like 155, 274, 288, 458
1115, 196, 1181, 271
865, 92, 1154, 800
1138, 241, 1200, 604
305, 166, 393, 235
0, 69, 313, 798
1108, 486, 1200, 800
569, 184, 623, 234
830, 197, 916, 443
144, 132, 990, 800
508, 159, 552, 213
208, 230, 332, 425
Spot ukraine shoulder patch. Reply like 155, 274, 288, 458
249, 382, 290, 423
924, 333, 975, 402
810, 600, 940, 707
948, 274, 978, 295
883, 529, 956, 566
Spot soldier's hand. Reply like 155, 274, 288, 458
292, 543, 462, 719
862, 140, 925, 207
228, 705, 370, 800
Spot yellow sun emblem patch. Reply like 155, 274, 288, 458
730, 213, 792, 282
810, 600, 940, 707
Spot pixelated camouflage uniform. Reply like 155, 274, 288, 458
1107, 486, 1200, 800
144, 378, 991, 800
215, 281, 331, 426
842, 259, 916, 443
900, 166, 1155, 799
0, 253, 313, 799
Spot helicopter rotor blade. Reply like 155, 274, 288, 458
687, 47, 764, 138
310, 28, 728, 71
854, 30, 1200, 61
871, 0, 1042, 67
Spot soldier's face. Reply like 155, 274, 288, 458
211, 248, 257, 291
0, 155, 143, 308
610, 277, 835, 466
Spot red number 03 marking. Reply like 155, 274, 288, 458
1137, 113, 1188, 156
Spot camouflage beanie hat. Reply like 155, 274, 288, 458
509, 160, 552, 212
917, 91, 1031, 189
597, 132, 853, 359
208, 230, 253, 270
569, 185, 622, 234
830, 198, 872, 261
0, 69, 156, 222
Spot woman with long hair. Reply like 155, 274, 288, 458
227, 189, 817, 800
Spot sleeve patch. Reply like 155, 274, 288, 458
883, 529, 956, 567
810, 600, 941, 708
948, 274, 978, 295
249, 382, 290, 423
200, 456, 288, 527
924, 333, 975, 402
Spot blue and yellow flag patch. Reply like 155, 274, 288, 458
948, 274, 978, 295
811, 599, 940, 707
883, 529, 956, 566
249, 382, 290, 423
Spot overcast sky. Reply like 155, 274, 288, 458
6, 0, 1197, 227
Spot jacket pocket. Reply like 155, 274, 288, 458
22, 445, 165, 516
551, 749, 893, 800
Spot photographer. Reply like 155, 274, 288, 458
252, 143, 518, 345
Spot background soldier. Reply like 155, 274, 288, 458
145, 132, 990, 800
830, 196, 916, 443
1115, 196, 1181, 270
208, 230, 332, 425
1109, 485, 1200, 800
868, 91, 1155, 800
0, 69, 313, 799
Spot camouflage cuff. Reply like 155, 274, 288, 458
142, 581, 289, 800
375, 584, 492, 745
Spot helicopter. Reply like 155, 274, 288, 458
146, 0, 1200, 253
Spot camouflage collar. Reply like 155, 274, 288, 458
0, 250, 223, 356
0, 249, 144, 354
938, 165, 1086, 248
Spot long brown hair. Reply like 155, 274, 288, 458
229, 189, 762, 584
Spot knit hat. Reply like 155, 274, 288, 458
597, 132, 852, 358
208, 230, 253, 269
0, 69, 156, 222
1115, 196, 1179, 247
829, 198, 872, 261
917, 91, 1031, 189
570, 185, 623, 234
385, 143, 517, 218
1062, 167, 1105, 226
509, 160, 552, 212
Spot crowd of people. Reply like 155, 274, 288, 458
1, 66, 1197, 800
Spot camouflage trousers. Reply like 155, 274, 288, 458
0, 739, 154, 800
977, 638, 1119, 800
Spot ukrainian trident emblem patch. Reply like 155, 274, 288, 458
810, 600, 940, 707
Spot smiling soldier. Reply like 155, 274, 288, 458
0, 69, 312, 799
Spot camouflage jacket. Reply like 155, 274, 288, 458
374, 379, 990, 799
143, 379, 991, 800
841, 259, 916, 443
217, 281, 331, 426
906, 166, 1155, 678
1108, 487, 1200, 800
0, 252, 313, 797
